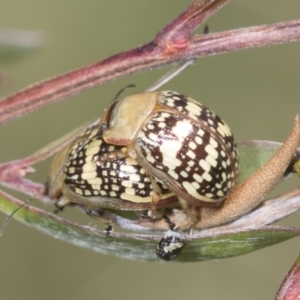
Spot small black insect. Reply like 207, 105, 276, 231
156, 232, 185, 261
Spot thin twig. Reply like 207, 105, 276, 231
146, 60, 194, 92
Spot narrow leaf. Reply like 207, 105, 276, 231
1, 189, 300, 262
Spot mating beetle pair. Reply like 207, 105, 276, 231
47, 90, 239, 260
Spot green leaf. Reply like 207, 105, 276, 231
0, 189, 300, 262
0, 29, 44, 64
236, 140, 296, 183
0, 191, 300, 262
0, 140, 299, 262
183, 227, 299, 262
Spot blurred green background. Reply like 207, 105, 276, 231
1, 1, 300, 299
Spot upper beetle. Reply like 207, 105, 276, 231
102, 90, 239, 211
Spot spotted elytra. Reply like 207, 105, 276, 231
102, 90, 239, 211
47, 123, 178, 214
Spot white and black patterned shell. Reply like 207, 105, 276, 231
62, 125, 177, 210
103, 90, 239, 206
156, 232, 185, 261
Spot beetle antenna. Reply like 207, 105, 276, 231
112, 84, 136, 103
0, 199, 31, 236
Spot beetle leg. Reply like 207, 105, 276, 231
162, 214, 177, 231
54, 197, 71, 213
177, 198, 198, 226
147, 174, 164, 218
85, 209, 114, 236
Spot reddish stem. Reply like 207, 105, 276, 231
155, 0, 228, 53
276, 253, 300, 300
1, 1, 300, 125
0, 0, 226, 125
